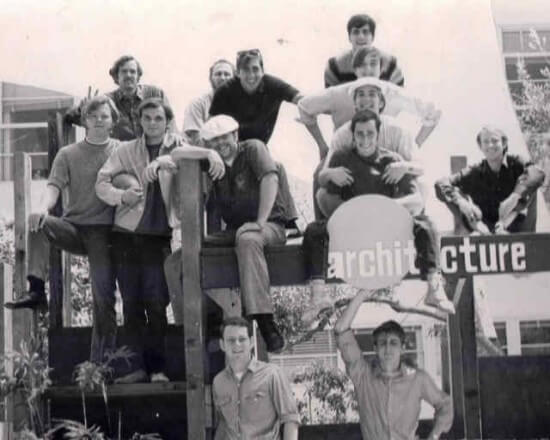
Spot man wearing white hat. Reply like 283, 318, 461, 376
171, 114, 296, 353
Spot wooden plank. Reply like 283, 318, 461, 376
459, 276, 482, 439
47, 114, 63, 329
445, 277, 466, 439
46, 382, 187, 399
0, 264, 13, 438
178, 159, 206, 440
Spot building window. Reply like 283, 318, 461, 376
501, 28, 550, 106
520, 320, 550, 355
494, 321, 508, 355
354, 326, 424, 368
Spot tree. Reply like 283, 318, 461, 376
514, 29, 550, 204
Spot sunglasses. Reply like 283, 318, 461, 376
236, 49, 262, 63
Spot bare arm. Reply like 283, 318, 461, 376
282, 422, 299, 440
334, 289, 370, 334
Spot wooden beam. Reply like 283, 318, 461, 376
46, 382, 187, 399
178, 159, 207, 440
46, 113, 64, 329
459, 276, 482, 438
0, 264, 14, 438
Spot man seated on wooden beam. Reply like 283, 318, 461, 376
434, 125, 545, 234
168, 115, 297, 353
5, 95, 120, 366
334, 300, 453, 440
301, 109, 455, 327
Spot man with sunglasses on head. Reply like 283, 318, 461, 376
209, 48, 303, 147
325, 13, 404, 88
183, 59, 235, 146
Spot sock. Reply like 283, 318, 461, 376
27, 276, 45, 293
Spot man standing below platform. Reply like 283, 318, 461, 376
435, 125, 545, 234
65, 55, 172, 141
213, 317, 299, 440
334, 295, 453, 440
182, 59, 235, 145
5, 95, 120, 366
324, 13, 404, 88
171, 115, 296, 353
302, 110, 455, 325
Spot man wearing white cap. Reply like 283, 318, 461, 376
172, 114, 296, 353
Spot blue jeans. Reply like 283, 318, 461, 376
28, 217, 117, 364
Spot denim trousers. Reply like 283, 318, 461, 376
112, 232, 170, 374
28, 217, 117, 364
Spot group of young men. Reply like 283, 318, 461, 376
4, 11, 546, 440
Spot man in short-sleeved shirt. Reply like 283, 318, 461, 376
198, 115, 296, 353
182, 59, 235, 145
333, 294, 453, 440
435, 126, 545, 233
213, 317, 299, 440
209, 49, 301, 145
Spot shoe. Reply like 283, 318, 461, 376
4, 290, 47, 311
424, 272, 456, 315
255, 315, 285, 354
150, 372, 169, 383
302, 284, 334, 329
114, 369, 148, 384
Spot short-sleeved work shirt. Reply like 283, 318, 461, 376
213, 359, 300, 440
182, 91, 213, 135
209, 75, 299, 144
48, 139, 118, 225
208, 140, 293, 229
336, 330, 453, 440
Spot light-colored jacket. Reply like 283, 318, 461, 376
95, 133, 181, 231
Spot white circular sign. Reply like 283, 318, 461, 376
326, 195, 415, 289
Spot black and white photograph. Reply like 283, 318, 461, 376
1, 0, 550, 438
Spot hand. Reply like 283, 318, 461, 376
498, 193, 520, 221
328, 167, 354, 187
382, 162, 408, 184
121, 187, 143, 207
29, 211, 48, 233
236, 221, 263, 238
457, 199, 482, 226
79, 86, 99, 111
207, 150, 225, 180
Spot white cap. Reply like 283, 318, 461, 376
347, 77, 385, 97
201, 115, 239, 141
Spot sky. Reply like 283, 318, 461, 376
1, 0, 549, 229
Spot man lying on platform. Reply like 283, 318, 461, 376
301, 110, 455, 326
168, 115, 297, 353
435, 125, 545, 234
5, 95, 120, 366
334, 299, 453, 440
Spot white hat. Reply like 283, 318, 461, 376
201, 115, 239, 141
347, 77, 385, 97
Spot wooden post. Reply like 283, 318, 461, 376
46, 114, 64, 329
12, 152, 35, 433
0, 264, 14, 439
178, 159, 207, 440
